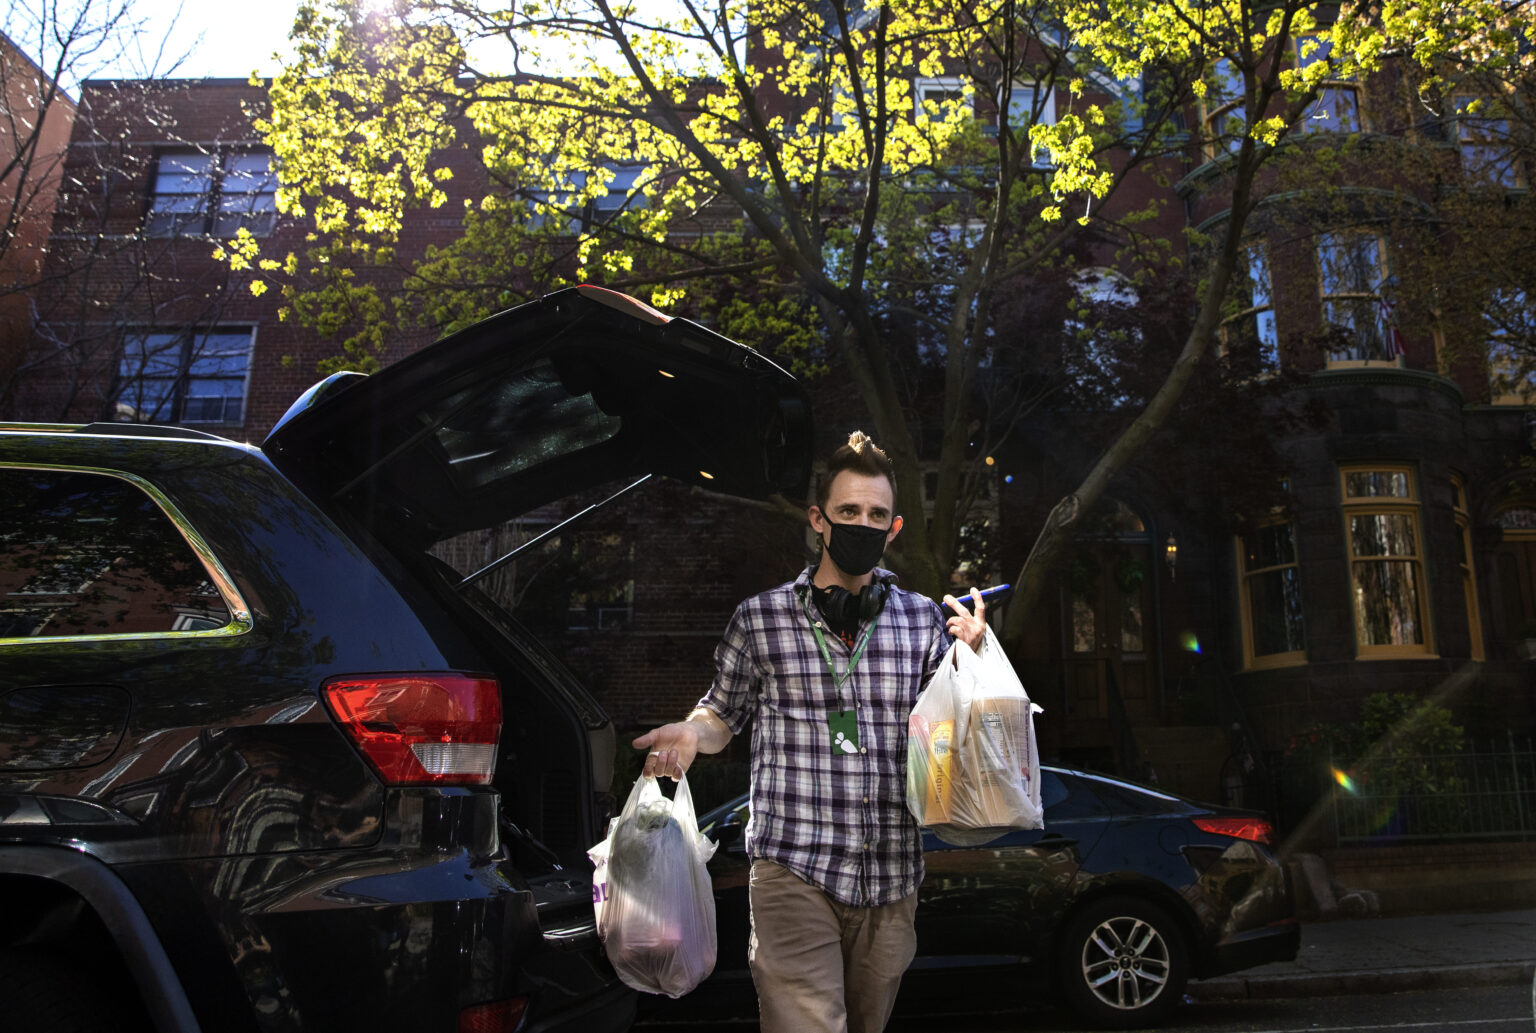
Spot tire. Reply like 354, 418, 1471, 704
1057, 896, 1189, 1029
0, 946, 151, 1033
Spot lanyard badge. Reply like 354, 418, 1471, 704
801, 592, 881, 756
828, 709, 859, 754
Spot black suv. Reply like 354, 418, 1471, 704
0, 286, 810, 1033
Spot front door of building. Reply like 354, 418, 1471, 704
1492, 523, 1536, 656
1060, 546, 1155, 721
1057, 502, 1158, 729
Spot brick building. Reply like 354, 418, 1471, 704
0, 31, 77, 397
6, 53, 1536, 828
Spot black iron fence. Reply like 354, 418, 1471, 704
1278, 733, 1536, 844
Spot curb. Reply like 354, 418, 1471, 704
1189, 961, 1536, 1000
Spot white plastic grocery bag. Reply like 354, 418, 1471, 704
589, 773, 717, 997
907, 625, 1043, 846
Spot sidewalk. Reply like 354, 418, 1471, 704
1189, 907, 1536, 1000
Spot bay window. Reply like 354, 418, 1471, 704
1319, 233, 1401, 364
1200, 57, 1247, 159
1294, 36, 1361, 134
1340, 465, 1433, 657
1239, 518, 1307, 667
1453, 475, 1485, 661
1454, 95, 1524, 189
1223, 241, 1279, 367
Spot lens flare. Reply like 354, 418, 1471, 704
1179, 631, 1200, 653
1331, 767, 1357, 794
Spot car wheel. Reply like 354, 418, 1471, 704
1058, 896, 1189, 1029
0, 946, 150, 1033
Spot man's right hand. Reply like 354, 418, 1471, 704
632, 708, 731, 780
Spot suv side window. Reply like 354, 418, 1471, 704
0, 468, 231, 638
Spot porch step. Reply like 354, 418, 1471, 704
1135, 724, 1232, 804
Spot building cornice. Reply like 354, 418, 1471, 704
1176, 131, 1443, 201
1306, 366, 1464, 405
1191, 185, 1438, 235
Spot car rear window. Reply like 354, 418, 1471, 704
1042, 770, 1109, 820
1077, 772, 1188, 815
425, 358, 623, 492
0, 468, 232, 638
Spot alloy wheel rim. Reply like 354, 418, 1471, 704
1080, 914, 1172, 1011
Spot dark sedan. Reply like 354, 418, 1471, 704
644, 765, 1298, 1030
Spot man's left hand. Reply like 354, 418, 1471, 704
943, 587, 987, 653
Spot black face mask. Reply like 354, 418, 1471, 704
823, 519, 889, 577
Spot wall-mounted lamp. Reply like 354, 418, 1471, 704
1165, 533, 1178, 581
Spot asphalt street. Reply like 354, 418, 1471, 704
640, 908, 1536, 1032
887, 985, 1536, 1032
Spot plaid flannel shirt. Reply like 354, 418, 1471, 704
698, 565, 951, 906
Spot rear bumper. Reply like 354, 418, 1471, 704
118, 843, 630, 1033
525, 979, 636, 1033
1200, 919, 1302, 978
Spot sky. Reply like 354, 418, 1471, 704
23, 0, 668, 94
11, 0, 306, 93
101, 0, 302, 80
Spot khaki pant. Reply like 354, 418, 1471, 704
746, 859, 918, 1033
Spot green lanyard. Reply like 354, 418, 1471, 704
801, 591, 883, 711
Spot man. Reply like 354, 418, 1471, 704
634, 431, 985, 1033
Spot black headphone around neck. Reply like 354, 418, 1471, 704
816, 580, 888, 628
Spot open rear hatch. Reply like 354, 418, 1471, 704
262, 285, 812, 547
260, 286, 812, 945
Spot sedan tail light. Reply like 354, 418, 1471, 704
322, 674, 501, 786
1192, 816, 1275, 845
458, 997, 527, 1032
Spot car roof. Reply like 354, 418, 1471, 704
0, 422, 233, 442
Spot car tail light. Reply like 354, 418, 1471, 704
322, 674, 501, 786
1192, 816, 1275, 845
458, 997, 527, 1033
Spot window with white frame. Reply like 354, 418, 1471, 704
146, 150, 277, 237
825, 82, 854, 129
1063, 268, 1140, 406
1318, 232, 1401, 364
1199, 56, 1247, 158
1340, 465, 1432, 656
909, 220, 987, 362
114, 328, 254, 425
565, 531, 634, 632
1486, 287, 1536, 404
592, 164, 646, 219
1453, 95, 1525, 188
921, 461, 1001, 592
1000, 80, 1056, 166
1294, 35, 1360, 134
913, 76, 968, 121
526, 163, 647, 231
1238, 517, 1307, 667
1223, 241, 1279, 366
